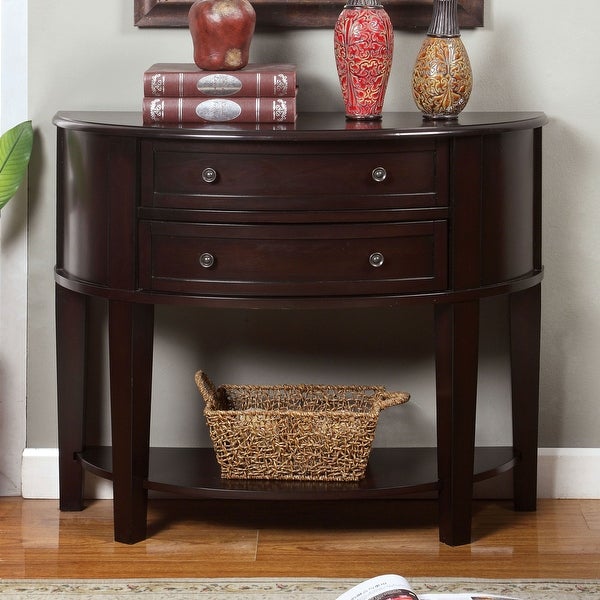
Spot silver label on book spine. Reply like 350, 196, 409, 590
149, 98, 165, 122
197, 74, 243, 97
151, 74, 165, 96
196, 99, 242, 121
273, 98, 288, 122
274, 74, 289, 96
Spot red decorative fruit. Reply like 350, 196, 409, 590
188, 0, 256, 71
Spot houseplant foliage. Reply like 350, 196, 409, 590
0, 120, 33, 211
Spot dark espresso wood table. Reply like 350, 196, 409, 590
54, 111, 547, 545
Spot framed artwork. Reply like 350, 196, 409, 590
134, 0, 483, 29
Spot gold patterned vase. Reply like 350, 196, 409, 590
411, 0, 472, 119
334, 0, 394, 120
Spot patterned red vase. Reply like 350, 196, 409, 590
334, 0, 394, 120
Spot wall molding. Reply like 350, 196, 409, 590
21, 448, 600, 500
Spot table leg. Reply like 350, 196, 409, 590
510, 284, 541, 511
56, 284, 87, 511
108, 301, 154, 544
434, 300, 480, 546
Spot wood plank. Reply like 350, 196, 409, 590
1, 498, 599, 579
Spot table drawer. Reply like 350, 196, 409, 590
142, 140, 447, 212
139, 221, 448, 296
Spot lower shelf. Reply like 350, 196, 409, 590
78, 446, 517, 501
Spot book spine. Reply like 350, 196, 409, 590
144, 70, 296, 98
143, 97, 297, 124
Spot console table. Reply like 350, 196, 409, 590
54, 111, 547, 546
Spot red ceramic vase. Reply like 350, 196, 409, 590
334, 0, 394, 120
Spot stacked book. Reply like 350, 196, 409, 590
142, 62, 297, 125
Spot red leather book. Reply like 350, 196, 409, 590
144, 63, 297, 98
142, 96, 297, 124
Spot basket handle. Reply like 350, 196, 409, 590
194, 370, 219, 409
374, 390, 410, 411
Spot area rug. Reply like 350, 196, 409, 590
0, 578, 599, 600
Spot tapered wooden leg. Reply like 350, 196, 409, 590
108, 301, 154, 544
434, 300, 480, 546
56, 285, 87, 511
510, 284, 541, 511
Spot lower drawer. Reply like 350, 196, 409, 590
139, 221, 448, 297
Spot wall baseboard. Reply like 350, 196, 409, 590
21, 447, 600, 500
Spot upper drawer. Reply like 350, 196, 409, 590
141, 139, 448, 213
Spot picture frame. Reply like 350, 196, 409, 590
134, 0, 483, 30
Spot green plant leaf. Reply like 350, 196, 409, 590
0, 120, 33, 210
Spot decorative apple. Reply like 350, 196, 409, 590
188, 0, 256, 71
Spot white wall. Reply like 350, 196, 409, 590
0, 0, 28, 496
22, 0, 600, 471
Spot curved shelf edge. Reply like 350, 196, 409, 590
78, 446, 517, 500
56, 268, 544, 310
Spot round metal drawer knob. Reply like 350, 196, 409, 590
369, 252, 385, 268
199, 253, 215, 268
371, 166, 387, 183
202, 167, 218, 183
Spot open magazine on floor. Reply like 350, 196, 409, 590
336, 575, 520, 600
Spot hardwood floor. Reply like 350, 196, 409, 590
0, 498, 599, 580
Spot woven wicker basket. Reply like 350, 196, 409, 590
195, 371, 410, 482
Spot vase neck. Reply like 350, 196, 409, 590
427, 0, 460, 37
344, 0, 384, 8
